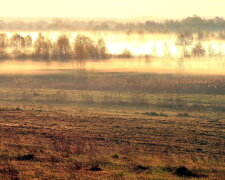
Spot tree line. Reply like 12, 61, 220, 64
1, 16, 225, 34
0, 33, 108, 60
0, 32, 223, 60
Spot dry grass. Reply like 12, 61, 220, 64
0, 107, 224, 179
0, 70, 225, 179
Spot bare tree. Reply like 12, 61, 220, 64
9, 34, 26, 57
10, 34, 25, 50
0, 33, 8, 58
34, 33, 52, 59
74, 34, 97, 60
24, 35, 32, 47
176, 31, 193, 57
0, 33, 8, 49
96, 38, 107, 59
55, 34, 71, 60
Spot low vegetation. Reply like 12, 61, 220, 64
0, 70, 224, 178
0, 105, 224, 179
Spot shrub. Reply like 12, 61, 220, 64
192, 42, 205, 57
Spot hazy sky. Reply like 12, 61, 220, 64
0, 0, 224, 19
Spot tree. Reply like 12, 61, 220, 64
74, 34, 97, 60
191, 42, 205, 57
0, 33, 8, 58
34, 33, 52, 59
9, 34, 26, 57
55, 34, 71, 60
96, 38, 107, 59
10, 33, 25, 50
0, 33, 8, 49
24, 35, 32, 47
176, 31, 193, 57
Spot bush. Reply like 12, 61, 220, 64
192, 42, 205, 57
117, 48, 133, 58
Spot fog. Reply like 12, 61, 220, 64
2, 31, 225, 57
1, 57, 225, 76
1, 31, 225, 76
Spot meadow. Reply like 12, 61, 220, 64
0, 23, 225, 180
0, 62, 225, 179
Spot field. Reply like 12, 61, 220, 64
0, 65, 225, 179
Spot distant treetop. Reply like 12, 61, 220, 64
0, 16, 225, 32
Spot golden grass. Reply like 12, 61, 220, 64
0, 70, 225, 179
0, 106, 224, 179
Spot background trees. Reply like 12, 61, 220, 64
1, 16, 225, 34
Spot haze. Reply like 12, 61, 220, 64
1, 0, 225, 19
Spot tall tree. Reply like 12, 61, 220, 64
74, 34, 97, 60
34, 33, 52, 59
10, 34, 25, 50
55, 35, 71, 60
24, 35, 32, 47
0, 33, 8, 58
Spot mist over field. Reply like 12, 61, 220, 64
1, 29, 225, 77
1, 58, 225, 76
0, 25, 225, 180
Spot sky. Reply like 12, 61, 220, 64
0, 0, 224, 20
